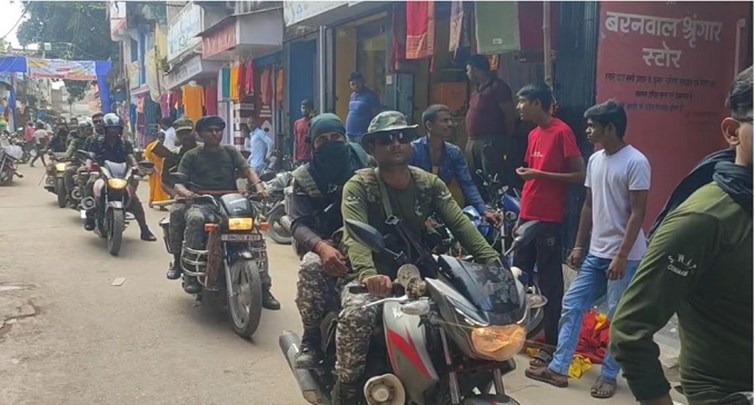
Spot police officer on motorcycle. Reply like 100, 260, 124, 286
333, 111, 501, 403
61, 121, 92, 206
170, 115, 280, 310
83, 113, 157, 242
290, 113, 372, 368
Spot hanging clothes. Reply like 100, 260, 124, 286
391, 3, 407, 72
205, 84, 218, 115
449, 1, 472, 55
474, 2, 521, 54
260, 67, 273, 106
221, 67, 231, 101
406, 1, 435, 60
230, 63, 241, 102
182, 84, 205, 124
238, 62, 247, 100
245, 61, 255, 95
137, 95, 146, 114
170, 90, 182, 111
276, 69, 285, 107
159, 94, 170, 119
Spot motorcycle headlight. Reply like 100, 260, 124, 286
228, 217, 254, 231
470, 324, 526, 361
107, 178, 128, 189
55, 163, 66, 172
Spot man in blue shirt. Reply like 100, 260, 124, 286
248, 117, 274, 173
345, 72, 381, 142
410, 104, 501, 226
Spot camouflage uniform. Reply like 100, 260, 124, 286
334, 111, 500, 385
295, 252, 341, 329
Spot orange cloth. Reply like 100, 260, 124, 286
276, 69, 285, 106
230, 64, 240, 102
144, 140, 171, 204
181, 85, 205, 124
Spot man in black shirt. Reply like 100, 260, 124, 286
84, 113, 156, 241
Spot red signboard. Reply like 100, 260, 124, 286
596, 2, 750, 227
202, 20, 237, 59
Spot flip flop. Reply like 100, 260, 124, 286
590, 376, 617, 399
524, 366, 568, 388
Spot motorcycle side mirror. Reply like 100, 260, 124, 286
345, 219, 386, 253
170, 172, 189, 184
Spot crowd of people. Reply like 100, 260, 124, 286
25, 60, 751, 405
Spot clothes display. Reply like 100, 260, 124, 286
406, 1, 435, 60
182, 84, 205, 124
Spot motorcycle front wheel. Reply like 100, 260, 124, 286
55, 177, 67, 208
107, 209, 125, 256
266, 206, 292, 245
227, 260, 263, 339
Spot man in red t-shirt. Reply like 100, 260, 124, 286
294, 99, 315, 164
514, 83, 585, 365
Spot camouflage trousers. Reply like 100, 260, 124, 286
335, 281, 378, 383
171, 202, 271, 288
295, 252, 341, 329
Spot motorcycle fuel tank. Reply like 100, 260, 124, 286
382, 301, 438, 405
219, 193, 256, 217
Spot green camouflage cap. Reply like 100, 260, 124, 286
361, 111, 418, 146
173, 118, 194, 132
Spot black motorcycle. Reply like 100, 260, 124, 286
159, 175, 267, 339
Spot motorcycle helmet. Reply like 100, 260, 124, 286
102, 113, 124, 129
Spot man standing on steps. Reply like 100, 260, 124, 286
525, 100, 650, 399
514, 83, 585, 368
465, 54, 517, 188
611, 67, 753, 405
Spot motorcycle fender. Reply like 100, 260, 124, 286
382, 302, 438, 404
107, 201, 124, 210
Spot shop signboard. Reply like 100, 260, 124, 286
28, 58, 97, 81
164, 54, 222, 90
283, 1, 346, 26
202, 20, 237, 59
595, 1, 749, 223
168, 3, 203, 63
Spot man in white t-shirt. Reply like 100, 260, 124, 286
160, 117, 177, 151
29, 121, 49, 167
525, 100, 651, 399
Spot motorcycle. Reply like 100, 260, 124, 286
85, 159, 154, 256
43, 152, 69, 207
158, 175, 267, 339
248, 170, 293, 245
280, 218, 546, 405
0, 137, 23, 186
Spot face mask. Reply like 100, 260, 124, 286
312, 141, 351, 185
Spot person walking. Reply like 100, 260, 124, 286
29, 122, 48, 167
144, 130, 171, 210
525, 100, 650, 399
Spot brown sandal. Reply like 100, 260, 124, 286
524, 366, 568, 388
590, 377, 617, 399
528, 349, 553, 368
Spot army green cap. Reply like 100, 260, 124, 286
173, 118, 194, 132
361, 110, 418, 146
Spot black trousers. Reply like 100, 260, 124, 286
512, 221, 564, 348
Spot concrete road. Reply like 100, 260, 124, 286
0, 166, 686, 405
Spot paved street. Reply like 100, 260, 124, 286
0, 166, 686, 405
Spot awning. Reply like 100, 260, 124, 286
164, 54, 223, 90
198, 8, 283, 61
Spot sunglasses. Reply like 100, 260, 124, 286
374, 131, 415, 146
93, 120, 103, 124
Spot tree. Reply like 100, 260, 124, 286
17, 1, 117, 102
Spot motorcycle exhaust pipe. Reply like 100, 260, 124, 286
81, 196, 96, 210
278, 330, 329, 405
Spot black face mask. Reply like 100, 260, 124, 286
311, 141, 352, 191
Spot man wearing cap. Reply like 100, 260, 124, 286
290, 113, 372, 369
332, 111, 500, 403
171, 116, 280, 309
164, 118, 200, 280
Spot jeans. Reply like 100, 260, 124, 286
548, 254, 639, 380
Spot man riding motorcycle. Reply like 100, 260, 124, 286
170, 115, 280, 310
47, 121, 69, 154
291, 113, 372, 368
83, 113, 157, 242
334, 111, 501, 403
62, 122, 92, 204
163, 118, 200, 277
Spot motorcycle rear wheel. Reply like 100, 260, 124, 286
227, 260, 263, 339
107, 209, 125, 256
266, 208, 292, 245
55, 177, 67, 208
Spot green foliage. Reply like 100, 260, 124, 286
17, 1, 117, 102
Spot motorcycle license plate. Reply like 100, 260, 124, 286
220, 233, 262, 242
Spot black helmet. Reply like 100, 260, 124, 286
102, 113, 124, 129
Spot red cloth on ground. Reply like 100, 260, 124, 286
575, 310, 611, 364
406, 1, 435, 60
204, 84, 218, 115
